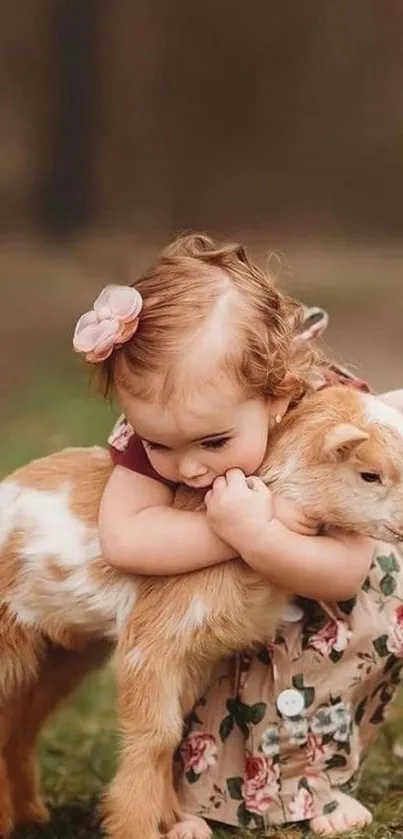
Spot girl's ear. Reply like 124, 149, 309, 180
269, 389, 294, 424
293, 305, 329, 344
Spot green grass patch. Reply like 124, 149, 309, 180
14, 709, 403, 839
0, 350, 115, 476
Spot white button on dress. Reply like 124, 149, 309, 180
279, 602, 304, 623
276, 688, 305, 717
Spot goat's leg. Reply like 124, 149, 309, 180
0, 623, 49, 836
0, 704, 15, 837
102, 565, 267, 839
103, 631, 211, 839
103, 648, 183, 839
5, 640, 111, 828
0, 696, 31, 836
4, 743, 48, 829
0, 754, 14, 837
160, 750, 190, 835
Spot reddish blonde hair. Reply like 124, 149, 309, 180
97, 233, 326, 403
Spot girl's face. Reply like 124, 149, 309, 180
117, 380, 291, 488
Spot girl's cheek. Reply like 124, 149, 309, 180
150, 458, 175, 481
242, 444, 266, 473
148, 451, 168, 472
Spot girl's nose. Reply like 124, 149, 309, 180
178, 455, 208, 481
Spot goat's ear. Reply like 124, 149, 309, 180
293, 306, 329, 345
322, 423, 369, 459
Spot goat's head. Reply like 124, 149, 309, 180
261, 387, 403, 542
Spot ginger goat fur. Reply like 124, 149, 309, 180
0, 386, 403, 838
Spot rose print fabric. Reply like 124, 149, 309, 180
176, 543, 403, 830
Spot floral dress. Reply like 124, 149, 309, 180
106, 301, 399, 829
176, 545, 403, 828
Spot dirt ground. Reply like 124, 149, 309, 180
0, 235, 401, 402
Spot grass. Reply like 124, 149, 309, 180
0, 351, 115, 475
3, 349, 403, 839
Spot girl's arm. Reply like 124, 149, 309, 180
204, 469, 374, 601
241, 523, 374, 600
98, 465, 236, 575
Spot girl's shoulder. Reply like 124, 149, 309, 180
108, 415, 174, 486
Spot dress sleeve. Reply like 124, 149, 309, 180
108, 415, 174, 485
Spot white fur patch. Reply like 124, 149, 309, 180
2, 481, 137, 637
380, 389, 403, 412
162, 669, 183, 733
364, 394, 403, 437
178, 595, 208, 633
126, 646, 146, 671
163, 595, 208, 639
0, 480, 20, 550
18, 483, 100, 568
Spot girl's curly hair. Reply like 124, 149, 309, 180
97, 232, 328, 403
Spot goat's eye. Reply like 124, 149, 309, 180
360, 472, 381, 483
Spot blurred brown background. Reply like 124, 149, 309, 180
0, 0, 402, 464
1, 7, 402, 824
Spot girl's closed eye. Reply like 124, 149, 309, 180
202, 437, 231, 450
142, 441, 169, 452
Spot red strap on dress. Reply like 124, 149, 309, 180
108, 417, 175, 486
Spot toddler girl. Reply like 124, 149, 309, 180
73, 233, 392, 837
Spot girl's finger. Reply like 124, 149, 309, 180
204, 489, 212, 506
225, 468, 246, 486
246, 476, 267, 493
212, 476, 227, 493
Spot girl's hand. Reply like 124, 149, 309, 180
205, 468, 273, 552
272, 493, 322, 536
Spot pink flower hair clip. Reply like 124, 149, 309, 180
73, 284, 143, 362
